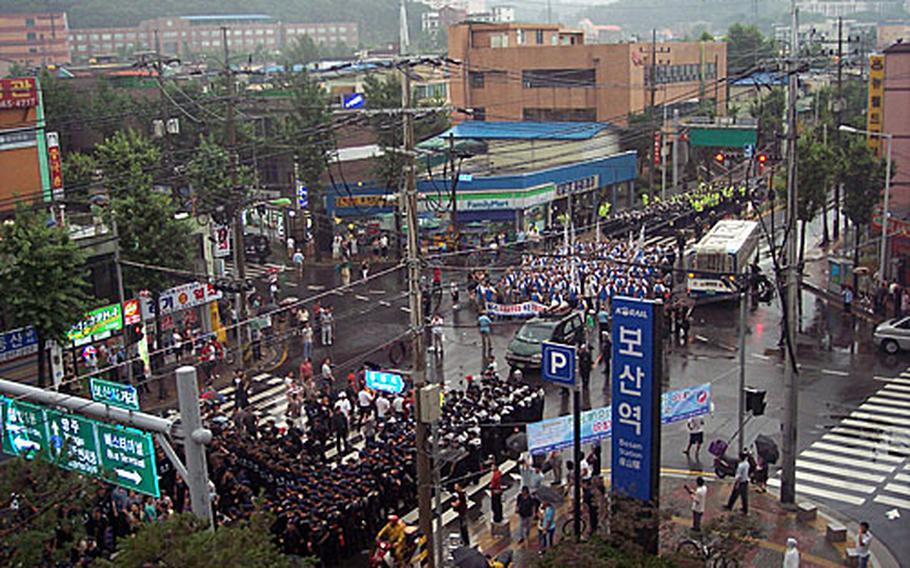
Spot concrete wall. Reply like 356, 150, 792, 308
883, 44, 910, 217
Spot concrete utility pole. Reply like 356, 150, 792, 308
672, 109, 680, 194
648, 29, 658, 198
400, 3, 434, 562
833, 17, 843, 241
223, 27, 248, 352
0, 372, 214, 524
780, 0, 800, 506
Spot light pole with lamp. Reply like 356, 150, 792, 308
839, 125, 893, 282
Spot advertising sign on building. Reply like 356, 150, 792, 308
212, 224, 231, 258
67, 303, 124, 343
611, 296, 661, 503
47, 131, 64, 198
123, 299, 141, 325
0, 78, 38, 109
141, 282, 223, 319
0, 325, 39, 363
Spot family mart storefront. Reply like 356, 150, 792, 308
325, 151, 637, 235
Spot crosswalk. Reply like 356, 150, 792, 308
768, 371, 910, 512
224, 261, 287, 280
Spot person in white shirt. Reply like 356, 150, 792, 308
357, 387, 374, 427
430, 314, 444, 355
334, 392, 352, 419
685, 476, 707, 532
376, 395, 391, 419
856, 521, 872, 568
724, 452, 751, 514
392, 394, 405, 415
783, 538, 800, 568
684, 416, 705, 459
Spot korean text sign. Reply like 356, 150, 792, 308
67, 303, 123, 343
611, 296, 661, 502
0, 326, 38, 362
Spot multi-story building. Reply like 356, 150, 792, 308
878, 22, 910, 50
68, 14, 359, 61
448, 22, 726, 125
422, 7, 468, 35
797, 0, 903, 17
0, 12, 71, 74
0, 77, 56, 209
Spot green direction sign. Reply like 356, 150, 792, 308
1, 398, 47, 458
46, 409, 101, 476
96, 422, 159, 497
67, 303, 123, 343
90, 378, 140, 411
0, 398, 159, 497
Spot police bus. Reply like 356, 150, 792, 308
685, 219, 760, 301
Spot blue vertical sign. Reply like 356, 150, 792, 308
611, 296, 661, 503
296, 183, 308, 209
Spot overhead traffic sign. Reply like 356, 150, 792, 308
365, 370, 405, 394
0, 397, 159, 497
90, 378, 140, 411
743, 143, 755, 158
541, 342, 576, 387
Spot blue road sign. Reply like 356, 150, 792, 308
296, 183, 308, 209
541, 342, 576, 387
743, 143, 755, 158
611, 296, 660, 503
343, 93, 365, 110
365, 370, 405, 394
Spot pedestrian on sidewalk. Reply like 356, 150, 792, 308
842, 285, 854, 314
516, 486, 537, 545
783, 538, 800, 568
579, 344, 593, 391
583, 478, 599, 536
331, 406, 349, 455
489, 459, 504, 523
537, 500, 556, 552
724, 452, 750, 514
547, 450, 563, 486
685, 476, 707, 532
430, 314, 444, 356
301, 324, 314, 361
360, 259, 370, 281
453, 483, 470, 546
292, 249, 305, 284
684, 416, 705, 460
478, 312, 492, 363
232, 369, 249, 410
854, 521, 872, 568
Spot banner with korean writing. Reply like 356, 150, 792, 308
212, 224, 231, 258
662, 382, 711, 424
67, 303, 123, 343
47, 131, 63, 196
141, 281, 223, 319
527, 405, 612, 455
611, 296, 661, 503
0, 77, 38, 109
0, 326, 39, 363
485, 301, 548, 318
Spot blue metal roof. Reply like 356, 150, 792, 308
182, 14, 273, 22
439, 121, 612, 141
730, 71, 786, 87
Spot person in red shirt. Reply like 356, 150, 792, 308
489, 458, 503, 523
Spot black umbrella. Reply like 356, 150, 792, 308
451, 546, 489, 568
754, 434, 779, 465
534, 485, 565, 505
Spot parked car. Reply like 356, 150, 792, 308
505, 312, 585, 371
874, 316, 910, 354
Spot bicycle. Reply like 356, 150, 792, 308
675, 536, 740, 568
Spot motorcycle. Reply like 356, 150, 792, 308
709, 439, 758, 482
369, 528, 419, 568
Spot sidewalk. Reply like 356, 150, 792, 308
458, 471, 894, 567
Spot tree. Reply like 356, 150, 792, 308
0, 206, 92, 386
62, 151, 99, 203
186, 135, 252, 223
286, 71, 333, 258
749, 88, 784, 149
797, 135, 834, 261
0, 455, 94, 566
841, 138, 889, 278
536, 535, 675, 568
95, 512, 309, 568
725, 23, 774, 76
282, 35, 320, 67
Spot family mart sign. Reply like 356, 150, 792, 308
420, 181, 575, 212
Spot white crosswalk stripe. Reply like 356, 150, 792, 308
773, 371, 910, 509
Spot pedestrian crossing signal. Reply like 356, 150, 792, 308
745, 388, 767, 416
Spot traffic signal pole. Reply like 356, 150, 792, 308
0, 369, 214, 524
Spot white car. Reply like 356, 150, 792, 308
874, 316, 910, 354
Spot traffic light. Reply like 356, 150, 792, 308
714, 151, 725, 164
757, 152, 768, 174
745, 388, 767, 416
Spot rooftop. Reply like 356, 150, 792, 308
439, 121, 612, 141
730, 71, 787, 87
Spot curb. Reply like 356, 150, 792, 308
801, 280, 881, 324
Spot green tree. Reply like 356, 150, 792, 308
186, 135, 252, 223
364, 74, 406, 193
725, 23, 774, 76
841, 138, 889, 278
286, 71, 333, 258
62, 151, 100, 202
95, 512, 308, 568
282, 35, 320, 67
797, 135, 834, 261
0, 456, 94, 566
95, 129, 161, 199
0, 206, 92, 386
749, 88, 785, 149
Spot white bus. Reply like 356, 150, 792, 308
686, 220, 760, 301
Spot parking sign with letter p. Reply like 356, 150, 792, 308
541, 342, 576, 387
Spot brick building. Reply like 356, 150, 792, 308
68, 15, 359, 61
447, 22, 726, 125
0, 12, 71, 74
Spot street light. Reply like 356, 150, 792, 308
839, 125, 893, 282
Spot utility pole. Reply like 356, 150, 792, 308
672, 108, 680, 195
661, 103, 668, 202
449, 133, 459, 251
647, 29, 657, 199
780, 0, 800, 506
833, 17, 843, 241
400, 1, 434, 562
223, 27, 248, 352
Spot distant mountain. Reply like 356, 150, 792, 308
0, 0, 428, 46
